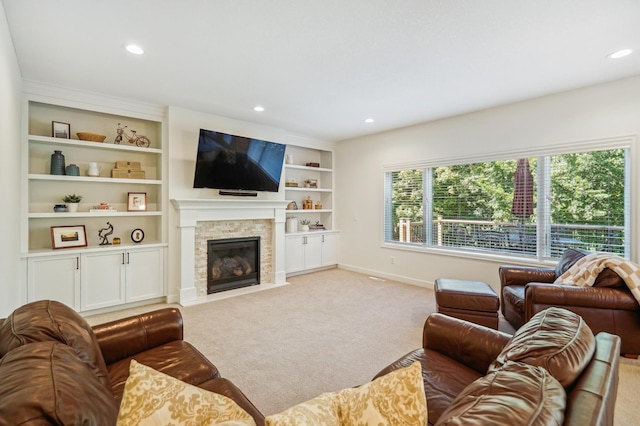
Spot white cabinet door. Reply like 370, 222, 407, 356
304, 234, 323, 270
126, 247, 164, 302
27, 255, 80, 310
321, 233, 338, 266
80, 251, 126, 311
285, 235, 306, 273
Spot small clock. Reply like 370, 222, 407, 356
131, 228, 145, 243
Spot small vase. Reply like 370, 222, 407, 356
50, 150, 65, 175
65, 164, 79, 176
67, 202, 79, 213
301, 225, 309, 232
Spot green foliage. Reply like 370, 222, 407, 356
62, 194, 82, 203
432, 160, 527, 222
390, 150, 624, 228
550, 150, 624, 225
391, 169, 423, 221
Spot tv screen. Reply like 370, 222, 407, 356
193, 128, 287, 193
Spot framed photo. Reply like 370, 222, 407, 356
52, 121, 71, 139
51, 225, 87, 249
131, 228, 145, 243
127, 192, 147, 211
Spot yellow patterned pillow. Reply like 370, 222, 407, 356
116, 360, 256, 426
266, 361, 427, 426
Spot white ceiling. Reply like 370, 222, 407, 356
3, 0, 640, 142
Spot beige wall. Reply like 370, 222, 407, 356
335, 76, 640, 292
165, 106, 328, 301
0, 5, 24, 317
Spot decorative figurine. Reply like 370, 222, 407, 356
114, 123, 151, 147
98, 222, 114, 245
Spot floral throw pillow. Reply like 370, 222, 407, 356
116, 360, 256, 426
266, 361, 427, 426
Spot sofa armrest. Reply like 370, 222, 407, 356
499, 265, 556, 288
92, 308, 184, 365
422, 313, 512, 374
565, 332, 621, 426
525, 283, 639, 317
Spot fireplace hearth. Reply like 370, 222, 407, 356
207, 237, 260, 294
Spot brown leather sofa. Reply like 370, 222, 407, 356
0, 300, 265, 425
374, 308, 621, 425
499, 248, 640, 356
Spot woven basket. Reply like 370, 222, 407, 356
76, 132, 106, 142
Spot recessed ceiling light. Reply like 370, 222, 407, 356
253, 106, 265, 112
364, 118, 374, 123
608, 49, 632, 59
125, 44, 144, 55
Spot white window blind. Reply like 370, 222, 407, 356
384, 142, 630, 260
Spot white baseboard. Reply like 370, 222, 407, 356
337, 264, 435, 289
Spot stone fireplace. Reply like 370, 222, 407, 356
195, 220, 271, 297
171, 199, 289, 304
207, 236, 260, 293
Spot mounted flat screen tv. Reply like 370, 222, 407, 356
193, 128, 287, 193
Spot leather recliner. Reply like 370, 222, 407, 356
499, 248, 640, 356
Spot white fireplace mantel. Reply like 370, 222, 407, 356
171, 199, 290, 304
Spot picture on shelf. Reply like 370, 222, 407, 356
127, 192, 147, 211
51, 225, 87, 249
131, 228, 145, 243
52, 121, 70, 139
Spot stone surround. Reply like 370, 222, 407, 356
171, 199, 289, 304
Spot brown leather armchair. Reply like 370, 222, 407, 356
500, 248, 640, 356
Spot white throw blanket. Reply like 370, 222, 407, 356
554, 252, 640, 303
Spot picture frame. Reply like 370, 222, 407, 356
131, 228, 145, 243
52, 121, 71, 139
127, 192, 147, 211
51, 225, 87, 249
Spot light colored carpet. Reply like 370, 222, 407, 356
87, 268, 638, 424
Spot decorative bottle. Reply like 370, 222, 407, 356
50, 150, 65, 175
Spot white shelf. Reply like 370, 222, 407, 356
286, 209, 332, 214
26, 242, 167, 257
28, 134, 162, 154
29, 211, 162, 219
28, 174, 162, 185
24, 97, 165, 253
284, 187, 332, 193
285, 164, 332, 173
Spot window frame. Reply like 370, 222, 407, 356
382, 136, 634, 263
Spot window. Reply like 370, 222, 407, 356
383, 143, 629, 259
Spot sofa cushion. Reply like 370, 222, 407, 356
555, 248, 623, 287
265, 361, 427, 426
502, 285, 525, 312
436, 361, 566, 425
0, 341, 118, 425
555, 248, 588, 276
116, 360, 255, 426
489, 307, 595, 388
0, 300, 111, 389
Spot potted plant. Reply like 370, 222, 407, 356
62, 194, 82, 213
299, 219, 310, 232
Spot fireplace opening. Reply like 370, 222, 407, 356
207, 237, 260, 294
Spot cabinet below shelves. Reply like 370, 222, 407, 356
26, 245, 165, 313
285, 231, 338, 275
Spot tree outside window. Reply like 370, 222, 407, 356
384, 147, 628, 259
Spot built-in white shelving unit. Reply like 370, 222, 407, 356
21, 91, 167, 313
283, 144, 338, 275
